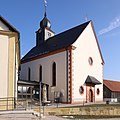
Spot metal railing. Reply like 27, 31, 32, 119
0, 96, 46, 117
103, 98, 118, 103
0, 97, 15, 111
0, 97, 30, 111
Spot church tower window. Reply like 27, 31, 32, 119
52, 62, 56, 86
39, 65, 42, 82
28, 67, 31, 81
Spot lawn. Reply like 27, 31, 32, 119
59, 103, 120, 119
60, 115, 120, 119
62, 103, 120, 108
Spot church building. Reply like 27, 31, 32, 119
20, 11, 104, 103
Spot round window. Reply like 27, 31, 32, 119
97, 88, 100, 95
88, 57, 93, 65
79, 86, 84, 94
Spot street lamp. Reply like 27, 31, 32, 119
39, 81, 42, 119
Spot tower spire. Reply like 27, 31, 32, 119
44, 0, 47, 17
37, 0, 54, 46
40, 0, 51, 29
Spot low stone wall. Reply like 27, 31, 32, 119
45, 106, 120, 116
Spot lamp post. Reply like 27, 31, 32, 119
39, 81, 42, 119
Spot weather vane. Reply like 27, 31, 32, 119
44, 0, 47, 17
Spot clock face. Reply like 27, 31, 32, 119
48, 32, 51, 37
88, 57, 93, 65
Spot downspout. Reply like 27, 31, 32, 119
14, 37, 17, 109
14, 35, 20, 109
15, 32, 20, 102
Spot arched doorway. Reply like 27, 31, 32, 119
89, 89, 93, 102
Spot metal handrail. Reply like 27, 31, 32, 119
0, 97, 29, 111
0, 97, 43, 111
0, 97, 14, 111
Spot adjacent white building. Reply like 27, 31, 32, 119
0, 16, 20, 109
20, 14, 104, 103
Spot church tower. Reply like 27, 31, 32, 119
36, 1, 55, 46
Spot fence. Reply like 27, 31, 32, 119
103, 98, 118, 103
0, 97, 30, 111
0, 97, 15, 111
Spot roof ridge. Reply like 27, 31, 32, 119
104, 79, 120, 83
46, 21, 91, 42
22, 21, 90, 62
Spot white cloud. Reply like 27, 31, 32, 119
98, 17, 120, 36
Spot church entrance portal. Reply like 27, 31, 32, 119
89, 89, 93, 102
86, 84, 95, 103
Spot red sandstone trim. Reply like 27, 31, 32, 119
69, 49, 72, 103
21, 48, 66, 64
71, 100, 103, 104
21, 45, 76, 64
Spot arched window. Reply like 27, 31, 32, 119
79, 86, 84, 94
97, 88, 100, 95
52, 62, 56, 86
28, 67, 31, 81
39, 65, 42, 82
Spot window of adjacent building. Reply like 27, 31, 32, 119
28, 67, 31, 81
17, 86, 33, 99
52, 62, 56, 86
39, 65, 42, 82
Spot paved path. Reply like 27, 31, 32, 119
0, 114, 65, 120
0, 111, 67, 120
40, 116, 120, 120
0, 113, 120, 120
0, 110, 120, 120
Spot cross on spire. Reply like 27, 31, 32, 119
44, 0, 47, 17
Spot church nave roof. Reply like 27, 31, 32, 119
21, 21, 90, 62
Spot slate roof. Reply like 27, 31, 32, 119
21, 21, 90, 62
18, 80, 49, 86
104, 79, 120, 92
18, 80, 39, 86
85, 75, 102, 85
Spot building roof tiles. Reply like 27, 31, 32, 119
104, 79, 120, 92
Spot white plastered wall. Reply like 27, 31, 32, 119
72, 22, 103, 103
0, 35, 9, 98
0, 21, 9, 98
21, 51, 67, 102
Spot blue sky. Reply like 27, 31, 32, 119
1, 0, 120, 81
